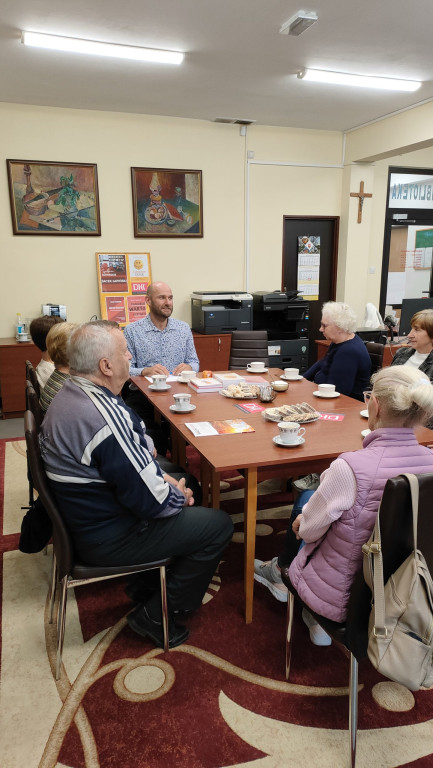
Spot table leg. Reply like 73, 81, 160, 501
210, 468, 220, 509
244, 466, 257, 624
200, 461, 211, 507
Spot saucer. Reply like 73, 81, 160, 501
280, 374, 303, 381
169, 404, 196, 413
247, 367, 268, 374
313, 390, 340, 398
149, 384, 171, 391
361, 428, 371, 438
273, 435, 305, 448
360, 409, 369, 419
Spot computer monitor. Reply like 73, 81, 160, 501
398, 298, 433, 337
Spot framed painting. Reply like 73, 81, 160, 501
6, 159, 101, 235
131, 167, 203, 237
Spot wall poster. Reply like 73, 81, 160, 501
297, 235, 320, 300
96, 252, 152, 328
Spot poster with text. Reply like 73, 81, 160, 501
96, 252, 151, 328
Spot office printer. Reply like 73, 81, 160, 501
191, 291, 253, 333
252, 290, 310, 371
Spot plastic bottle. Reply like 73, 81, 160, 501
16, 312, 23, 335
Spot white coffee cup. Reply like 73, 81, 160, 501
277, 421, 306, 444
318, 383, 335, 395
247, 361, 265, 372
173, 392, 192, 410
284, 367, 299, 379
180, 370, 196, 383
151, 374, 167, 389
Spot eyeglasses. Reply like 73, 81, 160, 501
363, 390, 372, 403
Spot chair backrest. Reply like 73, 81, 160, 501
24, 410, 74, 578
365, 341, 384, 375
26, 383, 43, 433
344, 472, 433, 658
25, 359, 41, 400
229, 330, 269, 369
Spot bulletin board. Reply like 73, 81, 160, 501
96, 252, 152, 328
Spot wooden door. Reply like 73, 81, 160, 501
282, 216, 339, 366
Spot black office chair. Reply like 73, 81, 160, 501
228, 330, 269, 369
365, 341, 385, 375
24, 410, 174, 679
25, 359, 41, 400
281, 472, 433, 768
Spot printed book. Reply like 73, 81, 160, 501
188, 377, 223, 393
213, 372, 246, 385
185, 419, 255, 437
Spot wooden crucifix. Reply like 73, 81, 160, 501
350, 181, 373, 223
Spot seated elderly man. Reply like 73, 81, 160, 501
40, 321, 233, 648
123, 281, 199, 453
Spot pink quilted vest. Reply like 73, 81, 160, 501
288, 428, 433, 622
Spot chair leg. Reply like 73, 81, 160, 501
159, 566, 169, 652
49, 553, 57, 625
285, 592, 295, 679
348, 653, 358, 768
56, 577, 68, 680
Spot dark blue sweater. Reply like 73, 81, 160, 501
304, 334, 371, 399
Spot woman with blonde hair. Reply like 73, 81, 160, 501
255, 365, 433, 644
40, 322, 77, 414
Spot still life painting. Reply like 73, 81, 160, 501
7, 159, 101, 235
131, 167, 203, 237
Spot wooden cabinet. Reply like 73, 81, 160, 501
192, 332, 231, 371
315, 339, 405, 367
0, 338, 40, 418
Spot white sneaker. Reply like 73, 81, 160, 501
254, 557, 288, 603
292, 473, 320, 492
302, 608, 332, 646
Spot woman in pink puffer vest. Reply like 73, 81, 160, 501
254, 365, 433, 645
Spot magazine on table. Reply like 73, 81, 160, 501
185, 419, 255, 437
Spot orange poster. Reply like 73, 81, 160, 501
96, 252, 151, 328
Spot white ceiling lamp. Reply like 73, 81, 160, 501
297, 68, 421, 92
21, 31, 184, 65
279, 11, 318, 37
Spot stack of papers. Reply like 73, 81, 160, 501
188, 377, 223, 393
213, 372, 245, 385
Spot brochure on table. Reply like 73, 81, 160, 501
185, 419, 255, 437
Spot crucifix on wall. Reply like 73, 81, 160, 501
350, 181, 373, 223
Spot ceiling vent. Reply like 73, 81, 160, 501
213, 118, 256, 125
279, 11, 318, 36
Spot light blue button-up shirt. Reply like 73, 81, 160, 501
124, 315, 199, 376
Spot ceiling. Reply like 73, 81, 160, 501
2, 0, 433, 132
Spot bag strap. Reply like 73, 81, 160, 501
362, 473, 419, 638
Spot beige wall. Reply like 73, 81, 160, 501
2, 98, 433, 339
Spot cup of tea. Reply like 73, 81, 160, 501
151, 374, 167, 389
277, 421, 306, 444
173, 393, 192, 410
180, 370, 196, 383
318, 383, 336, 395
284, 367, 299, 379
247, 361, 265, 372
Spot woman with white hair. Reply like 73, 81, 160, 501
303, 301, 371, 401
255, 365, 433, 644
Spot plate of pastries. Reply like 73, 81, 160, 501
220, 383, 262, 399
262, 402, 320, 423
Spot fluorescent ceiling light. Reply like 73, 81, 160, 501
21, 31, 184, 65
280, 11, 318, 36
297, 68, 420, 92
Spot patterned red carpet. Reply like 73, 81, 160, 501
1, 437, 433, 768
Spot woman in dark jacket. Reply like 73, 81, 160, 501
391, 309, 433, 380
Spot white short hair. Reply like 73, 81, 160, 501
322, 302, 358, 333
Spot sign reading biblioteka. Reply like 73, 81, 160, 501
96, 252, 152, 328
389, 173, 433, 209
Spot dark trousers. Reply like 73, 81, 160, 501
79, 507, 234, 614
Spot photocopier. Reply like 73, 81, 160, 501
252, 290, 310, 372
191, 291, 253, 333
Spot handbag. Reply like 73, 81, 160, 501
19, 497, 52, 554
362, 473, 433, 691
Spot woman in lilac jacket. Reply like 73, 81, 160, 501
254, 365, 433, 645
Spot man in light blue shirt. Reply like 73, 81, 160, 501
124, 282, 199, 453
124, 281, 199, 377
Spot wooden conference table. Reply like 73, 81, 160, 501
131, 370, 433, 623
